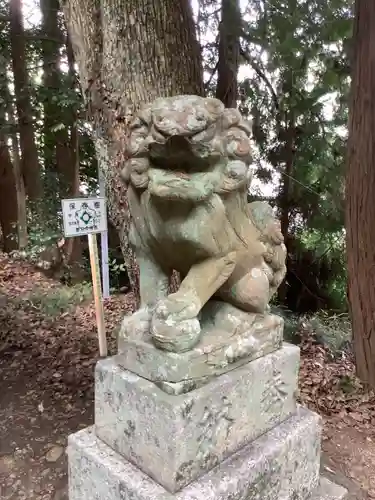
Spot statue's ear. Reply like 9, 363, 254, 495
221, 109, 252, 163
127, 104, 152, 135
126, 109, 151, 157
215, 111, 252, 194
215, 159, 250, 194
121, 161, 131, 183
203, 97, 225, 117
224, 126, 252, 163
121, 158, 149, 190
137, 104, 152, 127
222, 108, 252, 137
222, 108, 241, 129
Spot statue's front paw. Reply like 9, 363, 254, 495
151, 316, 201, 352
150, 294, 201, 352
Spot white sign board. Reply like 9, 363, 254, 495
61, 197, 107, 237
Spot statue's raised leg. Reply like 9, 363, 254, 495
118, 245, 170, 342
151, 252, 237, 352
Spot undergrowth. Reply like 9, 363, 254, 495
20, 282, 93, 317
272, 305, 352, 353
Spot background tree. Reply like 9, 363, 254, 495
0, 1, 26, 250
346, 0, 375, 386
216, 0, 241, 107
62, 0, 204, 291
239, 0, 351, 312
10, 0, 42, 202
0, 52, 19, 251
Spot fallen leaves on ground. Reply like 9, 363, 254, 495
299, 328, 375, 496
0, 251, 373, 498
0, 252, 136, 499
299, 332, 375, 432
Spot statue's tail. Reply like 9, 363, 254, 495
248, 200, 287, 295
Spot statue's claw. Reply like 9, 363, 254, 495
118, 307, 152, 345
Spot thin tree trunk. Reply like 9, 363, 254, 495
10, 0, 42, 202
66, 34, 80, 198
62, 0, 204, 296
346, 0, 375, 387
279, 117, 295, 241
277, 95, 295, 304
216, 0, 241, 108
7, 96, 27, 248
0, 141, 19, 252
64, 33, 83, 277
41, 0, 60, 164
41, 1, 82, 276
41, 0, 72, 198
0, 54, 19, 252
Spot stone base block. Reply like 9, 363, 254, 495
69, 407, 337, 500
117, 304, 284, 386
95, 344, 299, 492
313, 478, 347, 500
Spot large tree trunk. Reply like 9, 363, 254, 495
346, 0, 375, 386
10, 0, 42, 202
62, 0, 204, 294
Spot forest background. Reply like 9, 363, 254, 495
0, 0, 352, 341
6, 2, 375, 496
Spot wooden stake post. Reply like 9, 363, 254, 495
61, 197, 108, 358
98, 168, 110, 299
88, 233, 107, 357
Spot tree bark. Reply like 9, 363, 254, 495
0, 141, 19, 252
40, 1, 83, 275
279, 116, 296, 242
62, 0, 204, 294
0, 53, 19, 252
41, 0, 74, 198
346, 0, 375, 386
64, 33, 83, 277
10, 0, 42, 202
216, 0, 241, 108
66, 34, 80, 198
7, 94, 27, 249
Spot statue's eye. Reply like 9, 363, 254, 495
191, 124, 216, 143
196, 112, 205, 121
130, 116, 148, 131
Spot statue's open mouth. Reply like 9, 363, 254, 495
149, 134, 199, 168
148, 123, 219, 173
165, 135, 191, 150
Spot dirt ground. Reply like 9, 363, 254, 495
0, 252, 374, 499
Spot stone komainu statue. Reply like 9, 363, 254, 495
120, 95, 286, 353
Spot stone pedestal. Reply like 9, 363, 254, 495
68, 317, 347, 500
